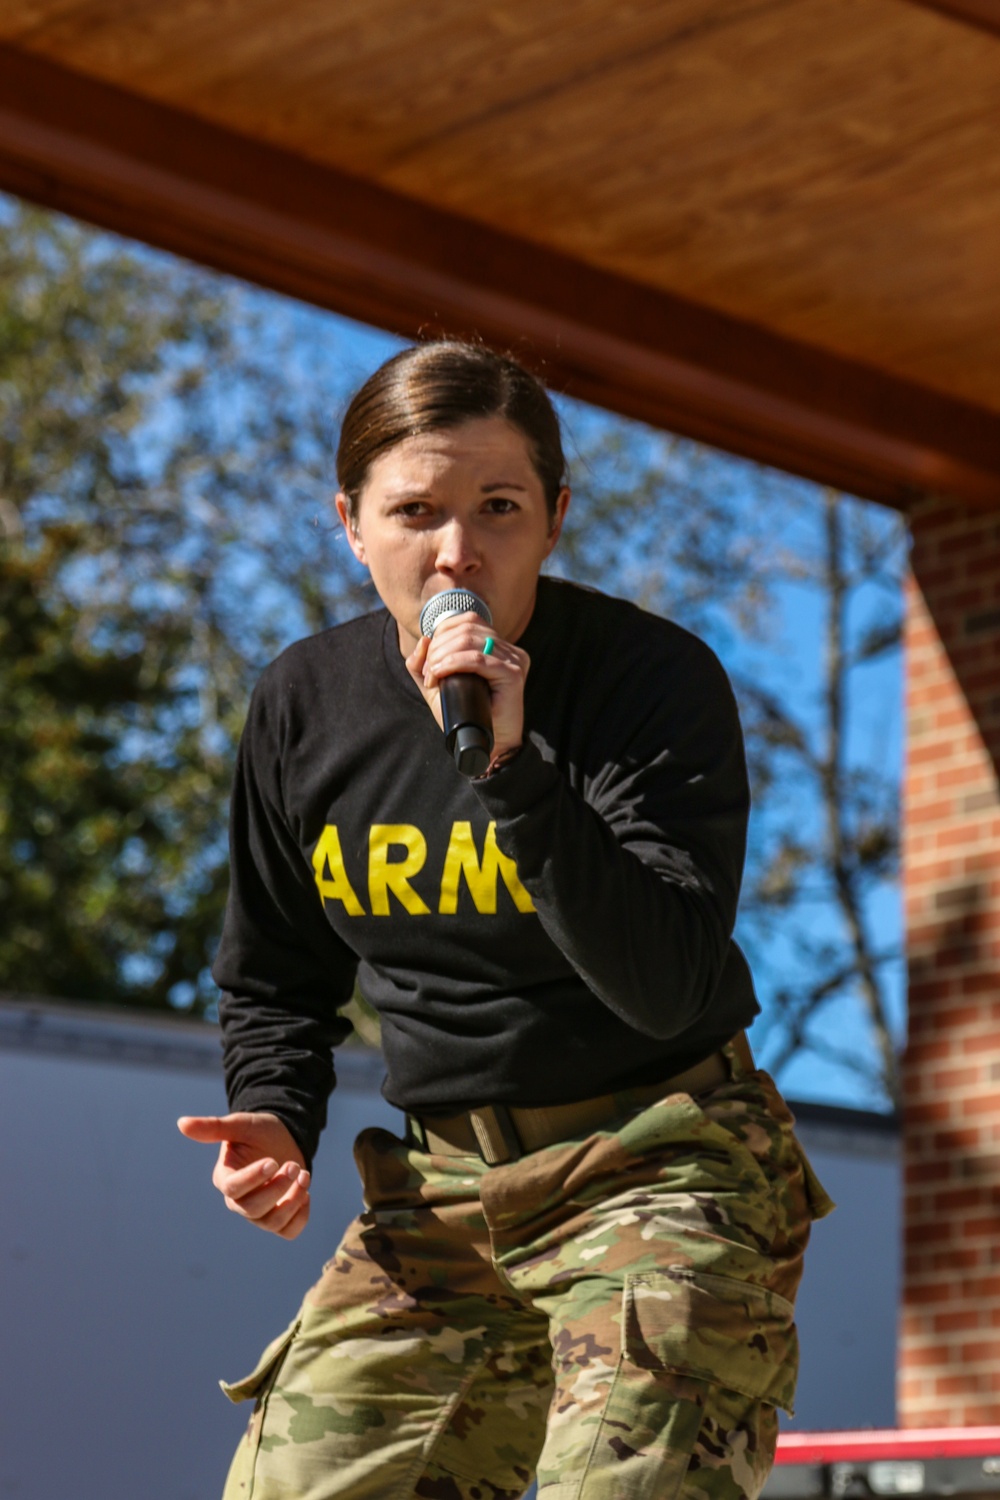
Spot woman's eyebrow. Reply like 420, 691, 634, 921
383, 487, 433, 501
481, 480, 528, 493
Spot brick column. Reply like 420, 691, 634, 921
900, 497, 1000, 1427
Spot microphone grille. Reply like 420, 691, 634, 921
419, 588, 493, 639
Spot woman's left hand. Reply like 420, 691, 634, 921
405, 610, 529, 764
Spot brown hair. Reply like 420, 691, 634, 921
336, 341, 566, 524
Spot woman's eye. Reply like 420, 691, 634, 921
393, 501, 431, 518
484, 497, 518, 514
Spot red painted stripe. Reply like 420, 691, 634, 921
775, 1428, 1000, 1462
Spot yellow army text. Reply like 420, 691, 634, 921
311, 822, 535, 917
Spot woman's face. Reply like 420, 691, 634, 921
336, 415, 569, 653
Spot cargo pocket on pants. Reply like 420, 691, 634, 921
218, 1318, 301, 1500
577, 1270, 796, 1500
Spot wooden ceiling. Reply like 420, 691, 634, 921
0, 0, 998, 507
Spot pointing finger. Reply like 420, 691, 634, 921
177, 1114, 267, 1144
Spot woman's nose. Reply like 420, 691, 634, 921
434, 519, 480, 576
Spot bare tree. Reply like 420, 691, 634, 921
738, 489, 905, 1108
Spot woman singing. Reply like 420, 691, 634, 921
180, 340, 832, 1500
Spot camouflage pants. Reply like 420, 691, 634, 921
220, 1059, 832, 1500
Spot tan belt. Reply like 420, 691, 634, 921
409, 1031, 755, 1166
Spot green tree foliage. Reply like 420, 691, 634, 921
0, 199, 904, 1107
0, 202, 367, 1011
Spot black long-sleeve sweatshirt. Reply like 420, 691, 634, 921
214, 577, 759, 1165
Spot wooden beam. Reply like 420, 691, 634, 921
0, 43, 998, 511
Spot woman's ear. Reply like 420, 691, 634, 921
544, 487, 571, 557
335, 493, 367, 566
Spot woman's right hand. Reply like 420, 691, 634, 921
177, 1111, 311, 1240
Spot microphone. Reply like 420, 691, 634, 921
418, 588, 494, 777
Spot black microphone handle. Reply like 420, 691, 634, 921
440, 673, 494, 778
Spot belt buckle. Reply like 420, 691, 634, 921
469, 1104, 523, 1165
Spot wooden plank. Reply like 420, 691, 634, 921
344, 0, 1000, 417
0, 0, 737, 163
6, 2, 1000, 419
0, 43, 997, 510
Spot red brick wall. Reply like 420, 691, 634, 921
900, 497, 1000, 1427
